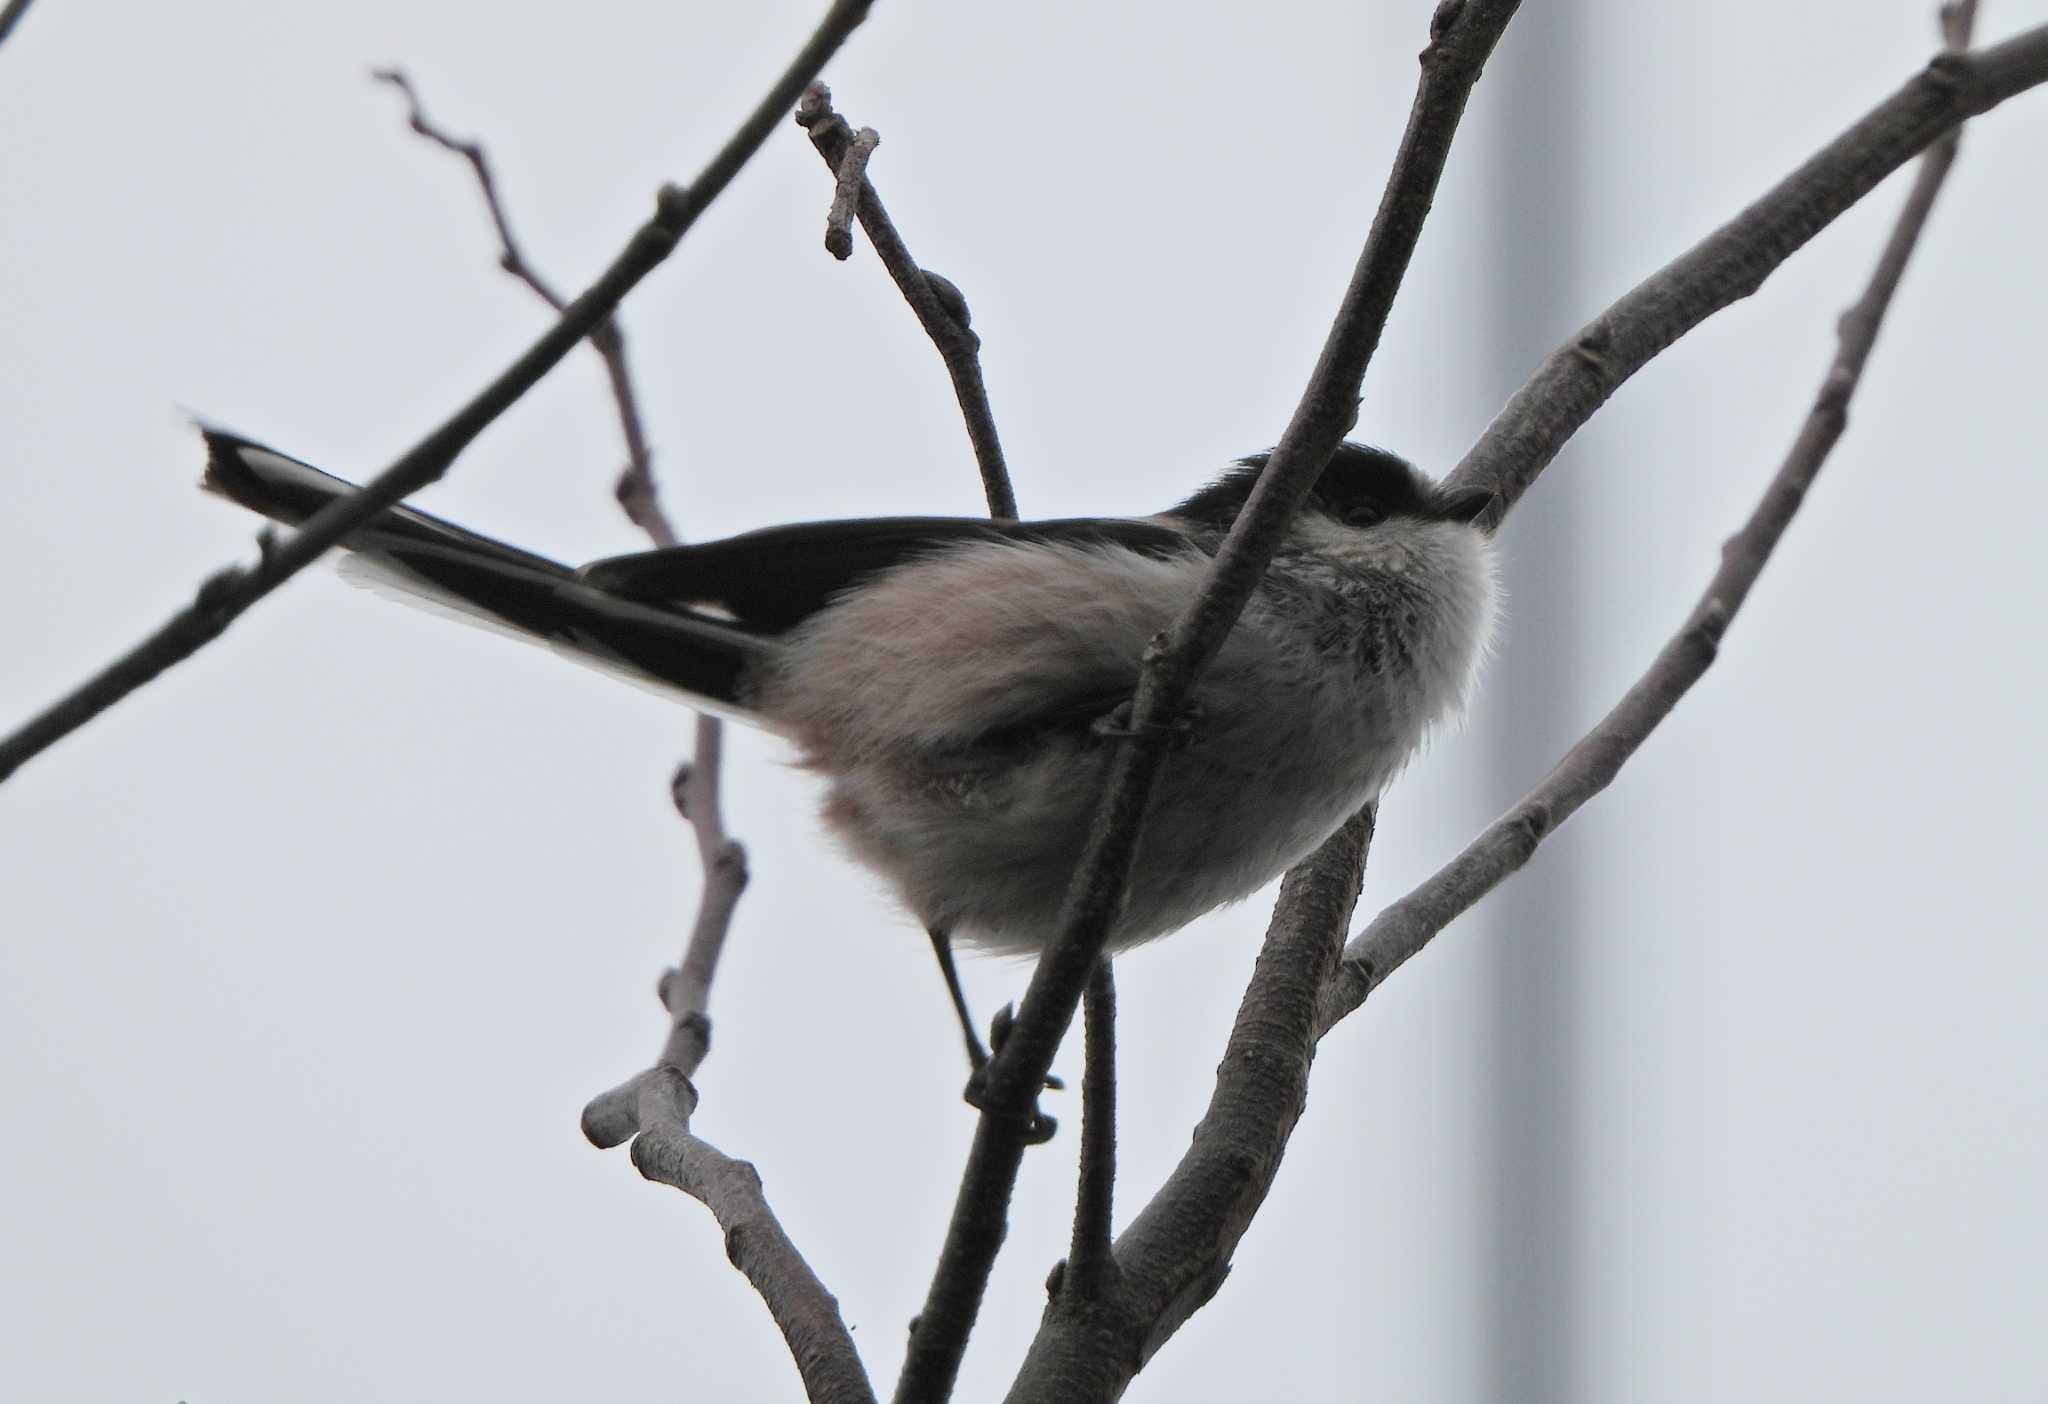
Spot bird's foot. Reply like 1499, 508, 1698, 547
962, 1003, 1061, 1144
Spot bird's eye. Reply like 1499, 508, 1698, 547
1341, 501, 1383, 528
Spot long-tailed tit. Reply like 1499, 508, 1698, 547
202, 434, 1498, 1081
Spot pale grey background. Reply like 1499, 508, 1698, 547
2, 2, 2044, 1400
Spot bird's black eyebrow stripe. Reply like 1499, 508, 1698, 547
1170, 442, 1428, 532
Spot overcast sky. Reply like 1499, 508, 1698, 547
3, 2, 2044, 1400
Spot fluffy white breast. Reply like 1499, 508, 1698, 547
760, 538, 1216, 762
753, 519, 1497, 953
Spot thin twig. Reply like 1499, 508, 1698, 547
892, 5, 1522, 1398
825, 126, 881, 261
1006, 8, 2006, 1390
371, 67, 681, 547
0, 0, 879, 786
580, 686, 754, 1143
375, 68, 856, 1398
665, 723, 749, 1040
371, 69, 572, 310
795, 85, 1017, 519
1318, 0, 1984, 1038
1006, 808, 1376, 1401
1444, 11, 2040, 521
366, 72, 735, 1076
1065, 962, 1118, 1302
376, 27, 863, 1404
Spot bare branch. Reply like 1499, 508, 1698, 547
894, 5, 1522, 1397
1065, 962, 1119, 1302
1006, 808, 1376, 1401
364, 74, 740, 1067
1447, 12, 2041, 522
626, 1068, 876, 1404
1940, 0, 1981, 52
0, 0, 875, 785
1319, 0, 1985, 1038
795, 85, 1018, 519
0, 0, 37, 50
371, 68, 572, 310
376, 29, 858, 1402
374, 62, 756, 1124
574, 763, 747, 1142
667, 723, 749, 1021
363, 70, 844, 1396
370, 67, 681, 548
582, 724, 753, 1143
824, 125, 881, 261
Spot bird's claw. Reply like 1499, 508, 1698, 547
962, 1067, 1059, 1144
966, 1006, 1061, 1143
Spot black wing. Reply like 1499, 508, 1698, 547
579, 515, 1194, 633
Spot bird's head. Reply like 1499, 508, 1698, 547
1168, 442, 1495, 540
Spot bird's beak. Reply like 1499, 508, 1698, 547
1434, 486, 1496, 525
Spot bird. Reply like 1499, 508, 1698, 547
201, 432, 1499, 1086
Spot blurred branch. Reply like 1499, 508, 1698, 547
796, 84, 1018, 519
1319, 0, 1985, 1037
0, 0, 878, 786
1007, 808, 1375, 1401
1446, 10, 2042, 523
0, 0, 37, 50
894, 4, 1522, 1398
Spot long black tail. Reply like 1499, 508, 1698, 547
200, 431, 773, 716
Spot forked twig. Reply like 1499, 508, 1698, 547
0, 0, 883, 785
371, 62, 865, 1404
370, 25, 873, 1404
1443, 7, 2035, 518
894, 5, 1525, 1397
1007, 808, 1376, 1399
795, 85, 1017, 520
371, 67, 679, 546
1318, 0, 1986, 1035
